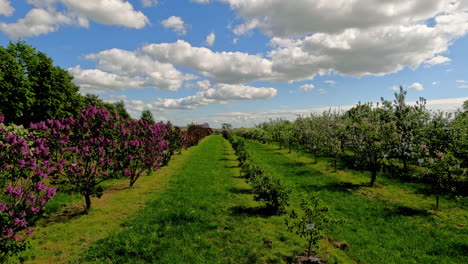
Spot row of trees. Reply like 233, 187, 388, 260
0, 107, 212, 260
0, 42, 152, 126
234, 88, 467, 208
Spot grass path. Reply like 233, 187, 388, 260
8, 140, 200, 264
76, 135, 353, 263
245, 140, 468, 264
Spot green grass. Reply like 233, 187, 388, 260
76, 135, 314, 263
245, 140, 468, 264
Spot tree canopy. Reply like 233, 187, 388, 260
0, 42, 82, 125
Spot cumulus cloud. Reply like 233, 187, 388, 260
204, 32, 215, 46
141, 40, 273, 84
153, 84, 277, 109
84, 48, 192, 91
0, 8, 75, 39
300, 84, 315, 92
425, 56, 451, 65
60, 0, 149, 29
0, 0, 14, 16
409, 82, 424, 91
224, 0, 456, 37
267, 18, 468, 80
218, 0, 468, 81
68, 66, 145, 94
0, 0, 149, 39
161, 16, 188, 35
196, 80, 211, 90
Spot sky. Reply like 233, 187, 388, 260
0, 0, 467, 128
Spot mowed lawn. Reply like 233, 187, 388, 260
244, 140, 468, 264
73, 135, 315, 264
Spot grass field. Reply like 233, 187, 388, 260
5, 135, 467, 263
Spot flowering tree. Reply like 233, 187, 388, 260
1, 115, 56, 260
116, 119, 171, 187
30, 106, 119, 212
419, 149, 462, 209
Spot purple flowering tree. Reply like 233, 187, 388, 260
115, 120, 171, 187
30, 106, 119, 212
1, 114, 56, 260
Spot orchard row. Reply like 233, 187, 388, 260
0, 106, 211, 259
232, 88, 467, 209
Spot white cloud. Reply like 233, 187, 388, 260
318, 88, 327, 94
0, 0, 14, 16
68, 66, 145, 94
191, 0, 210, 3
83, 48, 193, 91
459, 85, 468, 89
0, 0, 149, 39
224, 0, 457, 37
456, 80, 466, 83
300, 84, 315, 92
233, 38, 238, 44
390, 85, 401, 91
204, 32, 215, 46
324, 80, 336, 85
161, 16, 188, 35
196, 80, 211, 90
432, 81, 440, 85
409, 82, 424, 91
153, 84, 277, 109
0, 8, 75, 39
141, 0, 158, 7
219, 0, 468, 81
267, 19, 468, 81
60, 0, 149, 29
233, 19, 259, 35
425, 55, 451, 65
141, 40, 273, 84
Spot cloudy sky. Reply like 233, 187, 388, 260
1, 0, 467, 127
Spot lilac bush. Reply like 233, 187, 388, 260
1, 114, 56, 259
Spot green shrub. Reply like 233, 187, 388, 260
250, 174, 290, 214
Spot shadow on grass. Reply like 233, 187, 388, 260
228, 186, 252, 195
41, 204, 87, 225
225, 165, 238, 169
384, 205, 431, 217
300, 182, 364, 194
230, 205, 277, 218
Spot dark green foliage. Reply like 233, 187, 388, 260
140, 109, 155, 125
0, 41, 82, 125
113, 100, 131, 120
80, 94, 116, 114
250, 173, 290, 214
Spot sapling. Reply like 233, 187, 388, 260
285, 193, 336, 258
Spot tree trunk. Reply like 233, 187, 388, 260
369, 169, 377, 187
84, 194, 91, 213
436, 194, 439, 210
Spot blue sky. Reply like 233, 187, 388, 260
0, 0, 467, 127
